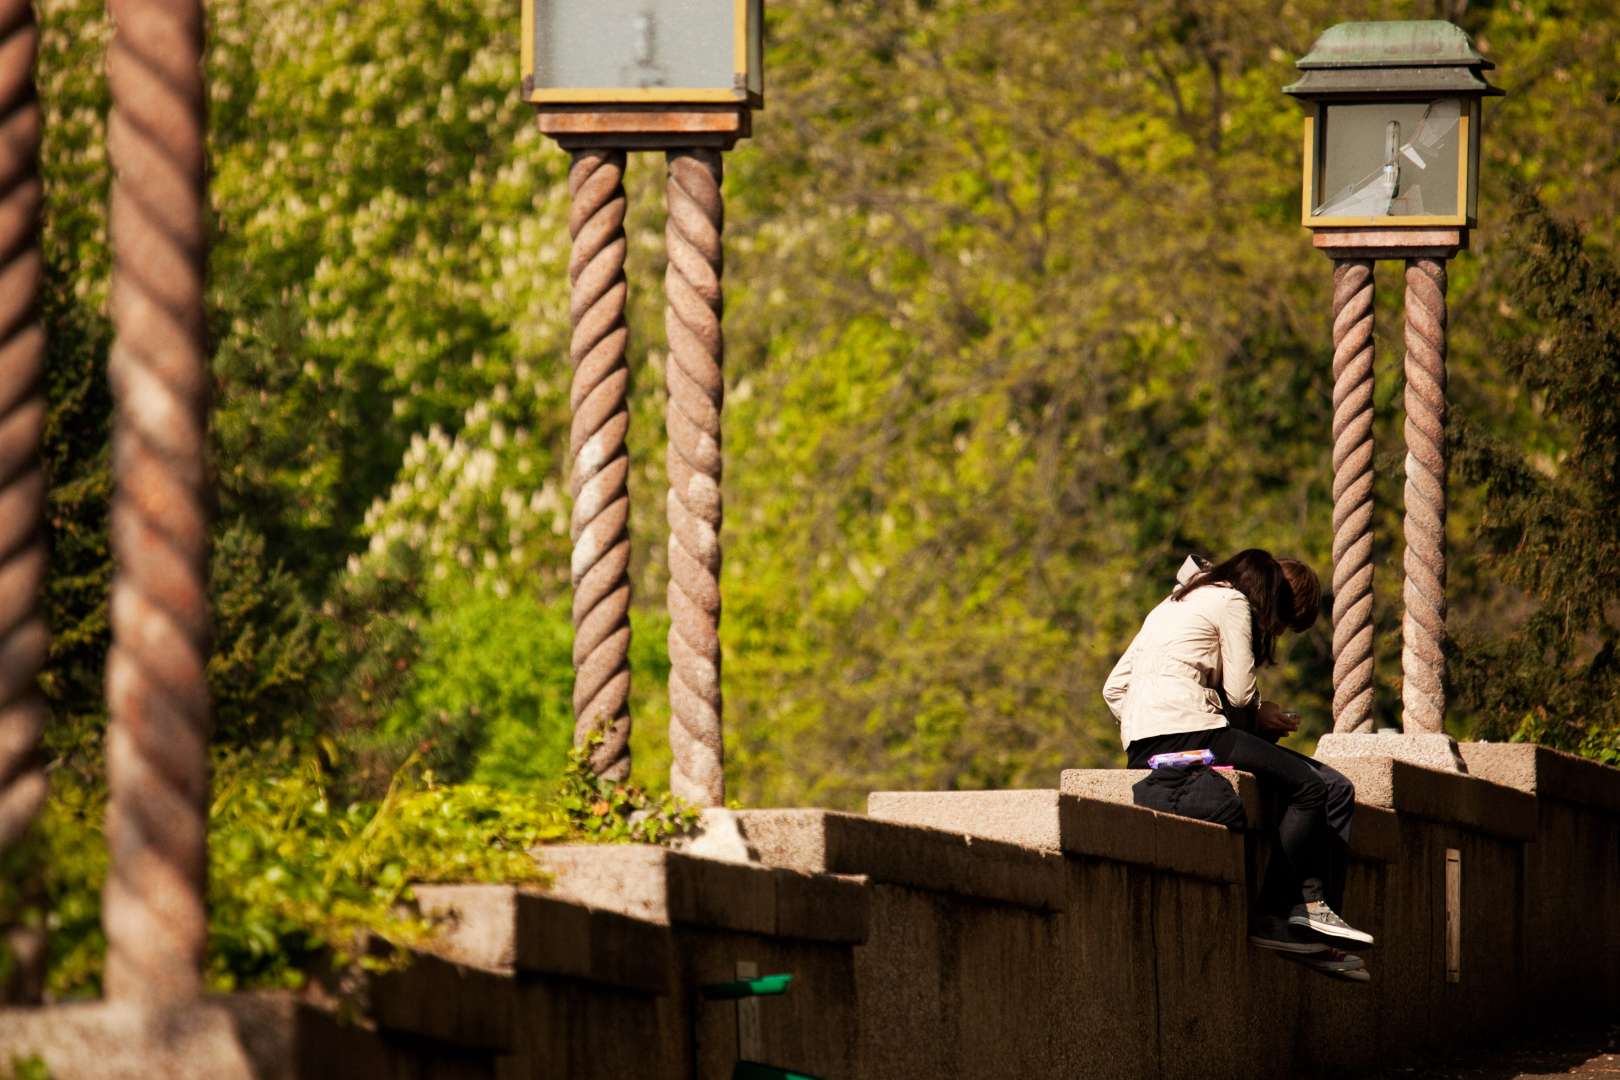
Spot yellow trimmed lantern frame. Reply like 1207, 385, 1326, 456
1285, 21, 1501, 231
522, 0, 764, 109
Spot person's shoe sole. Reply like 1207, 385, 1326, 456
1280, 950, 1371, 982
1310, 965, 1371, 983
1285, 949, 1365, 974
1249, 933, 1329, 955
1288, 915, 1374, 948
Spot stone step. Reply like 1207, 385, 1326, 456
1461, 741, 1620, 817
730, 808, 1069, 908
0, 994, 457, 1080
529, 844, 869, 945
1059, 767, 1263, 828
1312, 753, 1537, 841
412, 883, 673, 994
1059, 764, 1403, 864
865, 789, 1245, 885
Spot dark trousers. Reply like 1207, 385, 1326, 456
1126, 727, 1355, 915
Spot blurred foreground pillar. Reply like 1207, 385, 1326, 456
0, 0, 52, 1007
101, 0, 213, 1006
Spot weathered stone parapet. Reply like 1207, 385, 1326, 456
0, 995, 409, 1080
413, 883, 673, 993
731, 808, 1067, 911
1315, 729, 1467, 772
866, 788, 1247, 885
1314, 753, 1536, 840
362, 947, 516, 1051
0, 1001, 265, 1080
1059, 767, 1263, 827
531, 843, 869, 944
1348, 803, 1400, 863
1459, 741, 1620, 817
1458, 741, 1620, 1022
866, 788, 1069, 850
8, 746, 1620, 1079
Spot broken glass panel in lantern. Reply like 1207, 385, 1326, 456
531, 0, 736, 90
1315, 98, 1462, 218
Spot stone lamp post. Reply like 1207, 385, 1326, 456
523, 1, 764, 805
1286, 21, 1502, 773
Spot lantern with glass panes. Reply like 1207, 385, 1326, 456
524, 0, 763, 145
1284, 21, 1504, 755
523, 3, 765, 804
1284, 21, 1500, 229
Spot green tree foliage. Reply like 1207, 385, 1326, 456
39, 257, 113, 764
20, 0, 1620, 817
1453, 193, 1620, 764
33, 741, 695, 999
39, 0, 1620, 1002
37, 0, 113, 762
372, 593, 673, 790
713, 0, 1620, 803
34, 0, 337, 766
208, 522, 327, 745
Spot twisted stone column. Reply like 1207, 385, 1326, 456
567, 149, 632, 781
1401, 257, 1449, 735
0, 0, 48, 869
0, 0, 51, 1007
1329, 260, 1375, 734
664, 149, 724, 806
102, 0, 212, 1006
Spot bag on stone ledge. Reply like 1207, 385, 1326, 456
1131, 764, 1246, 831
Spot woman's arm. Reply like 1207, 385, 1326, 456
1218, 593, 1259, 710
1102, 639, 1137, 720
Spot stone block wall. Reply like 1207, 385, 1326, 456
1, 742, 1616, 1079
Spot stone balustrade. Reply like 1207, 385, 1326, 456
2, 742, 1617, 1079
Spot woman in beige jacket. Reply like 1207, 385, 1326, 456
1104, 549, 1373, 976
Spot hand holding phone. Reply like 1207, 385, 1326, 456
1257, 700, 1301, 735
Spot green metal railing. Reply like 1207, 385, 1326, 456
697, 972, 823, 1080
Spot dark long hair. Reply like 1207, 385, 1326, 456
1173, 548, 1294, 666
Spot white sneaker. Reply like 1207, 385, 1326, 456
1288, 900, 1375, 948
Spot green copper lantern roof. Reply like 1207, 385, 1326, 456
1295, 21, 1492, 69
1284, 20, 1503, 98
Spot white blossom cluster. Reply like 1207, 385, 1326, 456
347, 379, 575, 604
209, 0, 573, 412
37, 0, 672, 671
38, 0, 114, 303
201, 0, 584, 605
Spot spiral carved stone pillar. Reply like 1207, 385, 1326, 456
1401, 257, 1448, 735
663, 149, 724, 806
102, 0, 213, 1006
1329, 260, 1375, 734
0, 0, 51, 1007
567, 149, 632, 781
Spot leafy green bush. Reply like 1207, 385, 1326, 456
18, 737, 695, 999
208, 522, 334, 747
377, 592, 576, 788
349, 589, 675, 793
1454, 193, 1620, 765
2, 1055, 50, 1080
